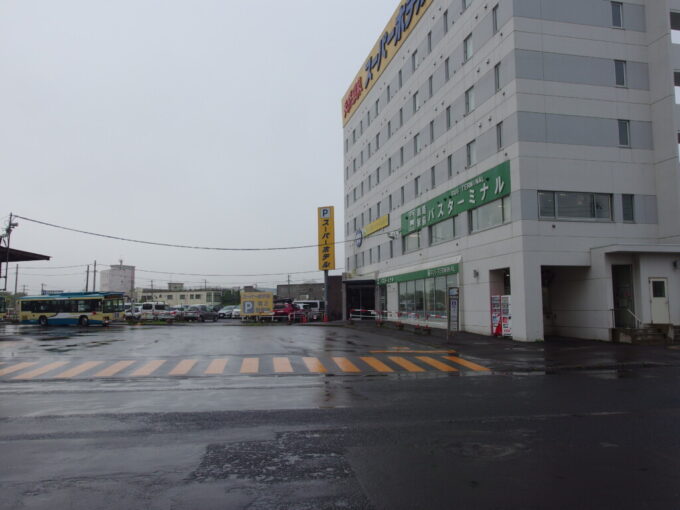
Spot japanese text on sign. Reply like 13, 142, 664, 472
341, 0, 432, 125
401, 161, 510, 235
318, 206, 336, 271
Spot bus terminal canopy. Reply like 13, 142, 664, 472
0, 246, 51, 262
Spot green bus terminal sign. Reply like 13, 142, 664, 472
401, 161, 510, 235
377, 263, 459, 285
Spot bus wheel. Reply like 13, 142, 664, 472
38, 316, 48, 326
79, 316, 89, 326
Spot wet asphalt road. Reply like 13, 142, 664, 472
1, 322, 680, 509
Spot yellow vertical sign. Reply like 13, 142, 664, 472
318, 206, 335, 271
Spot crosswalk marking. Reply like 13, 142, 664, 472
204, 358, 228, 375
53, 361, 104, 379
13, 361, 69, 380
130, 360, 166, 377
273, 357, 293, 373
443, 355, 490, 372
416, 356, 458, 372
333, 357, 360, 373
0, 354, 491, 380
387, 356, 425, 373
240, 358, 259, 374
303, 357, 327, 373
169, 359, 197, 376
94, 360, 135, 377
360, 356, 394, 372
0, 362, 38, 377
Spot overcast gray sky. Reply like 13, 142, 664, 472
1, 0, 397, 294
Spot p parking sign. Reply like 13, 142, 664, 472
317, 206, 335, 271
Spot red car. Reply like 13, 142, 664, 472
271, 302, 307, 322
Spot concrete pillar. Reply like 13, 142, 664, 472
510, 252, 544, 342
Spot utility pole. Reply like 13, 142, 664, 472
2, 213, 19, 291
85, 265, 90, 292
14, 264, 18, 295
287, 274, 291, 299
92, 261, 97, 292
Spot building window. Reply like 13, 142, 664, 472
414, 133, 420, 154
345, 139, 348, 153
466, 139, 477, 167
388, 120, 392, 138
388, 157, 393, 175
377, 245, 381, 263
180, 294, 186, 300
446, 105, 452, 129
427, 31, 432, 53
430, 217, 455, 245
673, 12, 680, 43
463, 34, 473, 62
398, 69, 403, 88
400, 185, 405, 205
376, 167, 380, 184
622, 194, 635, 222
400, 146, 404, 165
368, 175, 372, 190
389, 240, 394, 258
369, 208, 373, 222
167, 295, 172, 300
443, 10, 448, 33
389, 195, 393, 211
413, 91, 419, 113
353, 188, 357, 201
496, 121, 503, 151
465, 86, 475, 114
414, 176, 421, 196
462, 0, 472, 11
618, 119, 630, 147
469, 197, 511, 232
538, 191, 613, 220
403, 231, 421, 253
412, 50, 418, 72
375, 99, 379, 116
360, 212, 364, 227
367, 110, 371, 126
492, 4, 499, 34
445, 58, 450, 81
377, 201, 381, 217
428, 75, 433, 98
360, 150, 364, 165
360, 120, 363, 135
387, 84, 391, 101
353, 217, 357, 230
674, 72, 680, 103
399, 107, 404, 127
368, 142, 372, 158
615, 60, 627, 87
430, 166, 436, 188
352, 129, 356, 143
447, 154, 453, 178
429, 120, 434, 143
494, 63, 501, 92
195, 294, 201, 300
611, 2, 623, 28
375, 133, 380, 150
361, 182, 364, 196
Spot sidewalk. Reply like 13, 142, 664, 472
340, 321, 680, 373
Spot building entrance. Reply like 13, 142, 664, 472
649, 278, 670, 324
612, 265, 636, 328
345, 281, 375, 320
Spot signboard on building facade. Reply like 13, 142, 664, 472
377, 263, 458, 285
318, 206, 336, 271
240, 292, 273, 317
363, 214, 390, 237
401, 161, 511, 235
341, 0, 433, 126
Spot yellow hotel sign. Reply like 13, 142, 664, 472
318, 206, 336, 271
341, 0, 432, 126
363, 214, 390, 237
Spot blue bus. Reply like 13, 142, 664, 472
19, 292, 125, 326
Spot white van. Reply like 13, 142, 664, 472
139, 302, 173, 321
293, 300, 325, 320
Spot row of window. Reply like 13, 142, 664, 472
345, 0, 499, 154
538, 191, 634, 222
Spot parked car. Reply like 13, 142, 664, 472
139, 302, 173, 321
231, 307, 241, 319
124, 304, 142, 320
271, 302, 307, 322
293, 300, 325, 321
187, 304, 218, 322
218, 305, 236, 319
168, 306, 185, 321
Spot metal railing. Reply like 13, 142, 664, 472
611, 307, 642, 329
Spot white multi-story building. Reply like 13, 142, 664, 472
99, 263, 135, 297
342, 0, 680, 342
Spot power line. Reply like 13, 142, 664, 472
14, 214, 359, 252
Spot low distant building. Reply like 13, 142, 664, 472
133, 284, 223, 307
100, 263, 135, 296
276, 283, 324, 301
